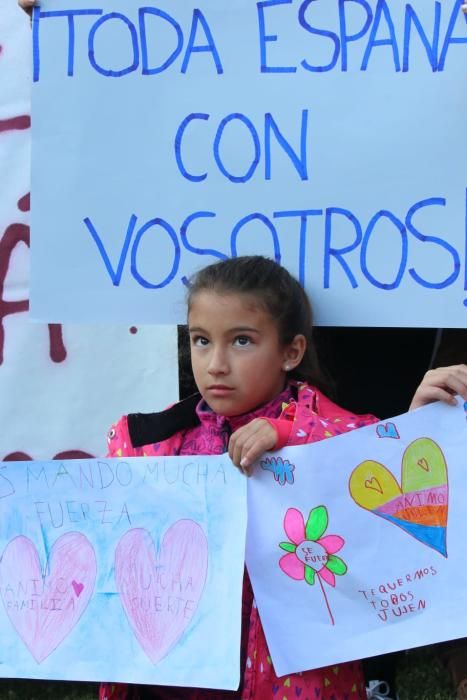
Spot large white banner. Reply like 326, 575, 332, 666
0, 1, 178, 462
29, 0, 467, 327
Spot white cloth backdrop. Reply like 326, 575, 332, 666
0, 1, 178, 461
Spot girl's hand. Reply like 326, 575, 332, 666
463, 3, 467, 13
409, 364, 467, 411
228, 418, 277, 475
18, 0, 37, 16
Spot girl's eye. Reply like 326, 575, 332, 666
191, 335, 209, 347
234, 335, 252, 347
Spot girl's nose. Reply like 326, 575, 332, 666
207, 347, 229, 375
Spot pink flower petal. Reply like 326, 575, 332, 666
317, 535, 344, 554
279, 553, 305, 580
318, 566, 336, 587
284, 508, 305, 544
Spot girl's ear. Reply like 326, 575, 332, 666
282, 334, 307, 372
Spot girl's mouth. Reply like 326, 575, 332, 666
207, 385, 235, 396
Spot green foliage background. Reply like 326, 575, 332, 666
0, 681, 97, 700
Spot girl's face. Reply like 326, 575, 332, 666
188, 290, 305, 417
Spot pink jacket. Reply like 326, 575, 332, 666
100, 383, 377, 700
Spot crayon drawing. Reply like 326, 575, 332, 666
349, 437, 448, 557
115, 521, 208, 664
0, 456, 245, 688
260, 457, 295, 485
246, 401, 465, 677
0, 532, 97, 662
278, 506, 347, 625
376, 422, 400, 439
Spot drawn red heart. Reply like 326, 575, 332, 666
364, 477, 383, 494
115, 521, 208, 664
0, 532, 97, 662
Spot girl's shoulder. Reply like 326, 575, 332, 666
294, 382, 377, 421
106, 415, 138, 457
106, 393, 202, 457
288, 382, 378, 444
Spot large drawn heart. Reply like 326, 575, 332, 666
349, 438, 448, 556
115, 521, 208, 664
0, 532, 97, 662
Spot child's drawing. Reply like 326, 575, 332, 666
260, 456, 295, 485
278, 506, 347, 625
376, 422, 400, 439
115, 520, 208, 664
349, 437, 448, 557
0, 532, 97, 662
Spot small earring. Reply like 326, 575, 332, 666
284, 364, 291, 371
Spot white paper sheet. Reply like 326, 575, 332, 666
246, 399, 467, 677
0, 455, 246, 689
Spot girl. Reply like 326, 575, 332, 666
100, 256, 467, 700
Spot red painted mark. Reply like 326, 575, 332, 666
0, 221, 30, 364
49, 324, 67, 362
3, 450, 95, 461
53, 450, 94, 460
18, 193, 30, 212
3, 451, 31, 461
0, 194, 68, 365
0, 115, 31, 133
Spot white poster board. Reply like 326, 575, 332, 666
30, 0, 467, 327
247, 399, 467, 677
0, 454, 246, 690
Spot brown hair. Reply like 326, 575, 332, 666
187, 256, 330, 393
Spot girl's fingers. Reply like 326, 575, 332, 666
228, 424, 254, 469
429, 366, 467, 397
239, 431, 277, 474
409, 365, 467, 410
228, 420, 263, 464
411, 387, 457, 410
228, 420, 277, 473
18, 0, 37, 17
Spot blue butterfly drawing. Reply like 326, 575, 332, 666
260, 457, 295, 485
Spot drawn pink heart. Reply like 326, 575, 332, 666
115, 521, 208, 664
72, 580, 84, 597
0, 532, 97, 663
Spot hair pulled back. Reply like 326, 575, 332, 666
187, 256, 329, 392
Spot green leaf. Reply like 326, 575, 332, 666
305, 505, 328, 541
279, 541, 296, 553
326, 554, 347, 575
305, 565, 316, 585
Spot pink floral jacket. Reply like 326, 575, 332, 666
100, 383, 377, 700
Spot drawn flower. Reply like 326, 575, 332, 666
279, 506, 347, 624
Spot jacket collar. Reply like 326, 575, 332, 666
194, 385, 293, 434
128, 383, 299, 448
